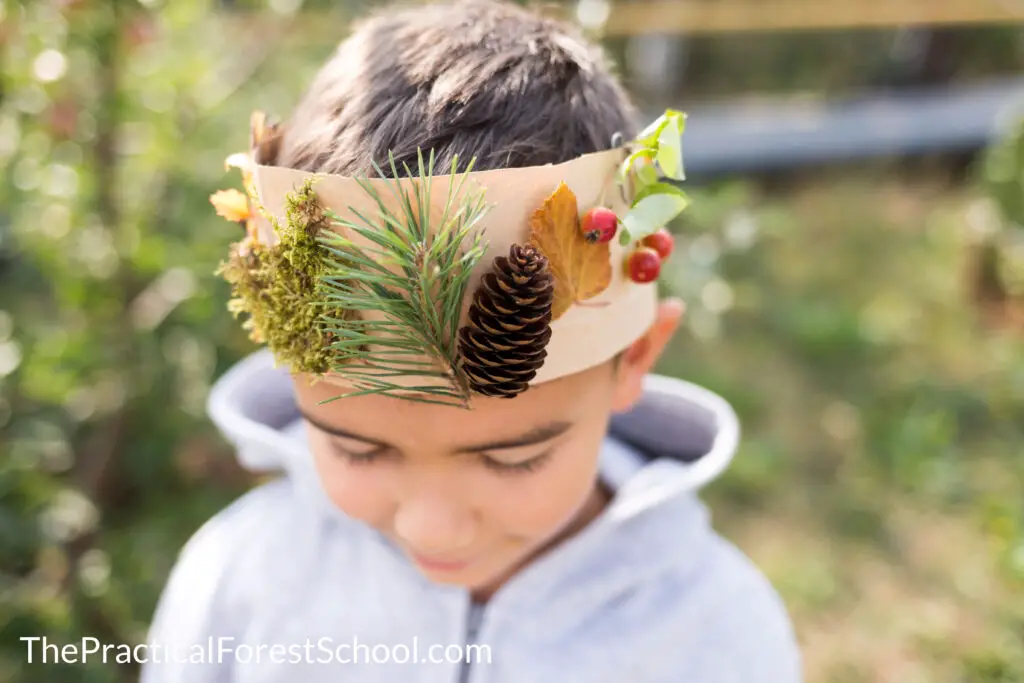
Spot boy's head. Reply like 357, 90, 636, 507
276, 0, 637, 176
279, 0, 683, 597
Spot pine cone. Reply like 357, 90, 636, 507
458, 244, 554, 398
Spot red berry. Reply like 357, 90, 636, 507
641, 229, 675, 261
627, 247, 661, 283
580, 207, 618, 244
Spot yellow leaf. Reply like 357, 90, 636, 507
210, 189, 251, 223
528, 182, 611, 320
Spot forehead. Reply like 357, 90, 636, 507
292, 362, 614, 446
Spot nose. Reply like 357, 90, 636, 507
393, 492, 476, 557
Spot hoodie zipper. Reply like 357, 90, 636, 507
457, 601, 484, 683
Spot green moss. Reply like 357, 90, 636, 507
215, 179, 350, 376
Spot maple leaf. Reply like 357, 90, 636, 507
528, 182, 611, 320
210, 189, 251, 223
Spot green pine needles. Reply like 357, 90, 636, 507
314, 149, 490, 407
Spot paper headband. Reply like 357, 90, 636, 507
211, 110, 690, 407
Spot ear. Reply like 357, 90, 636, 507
610, 297, 685, 412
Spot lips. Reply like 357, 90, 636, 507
410, 553, 472, 572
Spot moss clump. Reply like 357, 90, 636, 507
216, 179, 349, 375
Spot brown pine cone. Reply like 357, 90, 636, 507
458, 244, 554, 398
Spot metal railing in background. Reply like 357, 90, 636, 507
573, 0, 1024, 178
672, 76, 1024, 178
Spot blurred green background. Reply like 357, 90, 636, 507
1, 1, 1023, 682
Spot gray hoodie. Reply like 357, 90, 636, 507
140, 348, 802, 683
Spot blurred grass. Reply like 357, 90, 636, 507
1, 2, 1023, 682
657, 166, 1024, 682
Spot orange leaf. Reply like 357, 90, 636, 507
528, 182, 611, 320
210, 189, 251, 223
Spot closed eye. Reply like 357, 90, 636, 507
332, 444, 390, 464
480, 449, 553, 475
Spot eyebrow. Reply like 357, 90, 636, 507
296, 408, 573, 453
298, 409, 389, 448
453, 421, 573, 453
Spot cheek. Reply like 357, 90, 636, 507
482, 431, 605, 540
309, 435, 394, 527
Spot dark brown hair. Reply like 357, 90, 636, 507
274, 0, 637, 177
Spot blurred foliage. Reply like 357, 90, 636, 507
0, 1, 1022, 682
0, 1, 318, 681
657, 164, 1024, 680
980, 114, 1024, 315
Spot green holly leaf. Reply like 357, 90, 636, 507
636, 160, 659, 187
656, 114, 684, 181
618, 109, 688, 214
636, 110, 685, 146
620, 184, 690, 242
637, 109, 684, 146
618, 148, 655, 187
632, 181, 687, 204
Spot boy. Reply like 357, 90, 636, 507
141, 1, 802, 681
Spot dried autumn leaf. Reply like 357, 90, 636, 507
249, 110, 281, 165
250, 110, 271, 151
210, 189, 251, 223
528, 182, 611, 320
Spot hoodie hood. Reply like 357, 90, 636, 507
204, 347, 742, 622
141, 350, 802, 683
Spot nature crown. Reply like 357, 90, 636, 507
210, 110, 690, 408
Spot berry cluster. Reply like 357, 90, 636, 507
580, 207, 675, 284
626, 229, 674, 283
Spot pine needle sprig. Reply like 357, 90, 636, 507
315, 148, 490, 406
